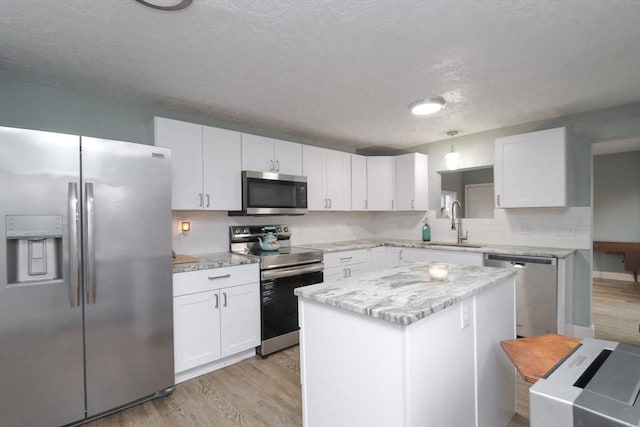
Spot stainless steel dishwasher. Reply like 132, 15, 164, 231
484, 254, 558, 337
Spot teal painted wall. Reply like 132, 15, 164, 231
0, 75, 349, 151
3, 73, 640, 330
593, 151, 640, 274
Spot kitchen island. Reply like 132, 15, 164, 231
294, 262, 517, 427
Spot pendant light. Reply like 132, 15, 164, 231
445, 130, 461, 170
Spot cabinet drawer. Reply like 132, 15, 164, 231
324, 249, 370, 268
173, 263, 259, 297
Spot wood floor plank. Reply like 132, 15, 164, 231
86, 278, 637, 427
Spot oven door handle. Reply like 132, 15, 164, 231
261, 263, 324, 281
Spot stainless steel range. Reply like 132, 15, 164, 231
230, 225, 323, 356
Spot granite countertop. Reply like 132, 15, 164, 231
172, 252, 259, 274
295, 262, 516, 326
299, 239, 575, 259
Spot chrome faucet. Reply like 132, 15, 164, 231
451, 200, 468, 244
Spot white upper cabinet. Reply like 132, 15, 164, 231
302, 145, 351, 211
494, 127, 567, 208
202, 126, 242, 210
351, 154, 367, 211
395, 153, 428, 211
366, 156, 396, 211
241, 134, 302, 175
154, 117, 241, 210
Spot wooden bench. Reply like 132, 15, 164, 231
593, 241, 640, 284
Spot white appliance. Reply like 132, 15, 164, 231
530, 337, 640, 427
0, 126, 174, 427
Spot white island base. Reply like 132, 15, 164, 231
298, 276, 515, 427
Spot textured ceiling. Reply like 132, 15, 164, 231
1, 0, 639, 150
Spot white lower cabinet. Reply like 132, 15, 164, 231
173, 264, 260, 383
323, 249, 371, 281
385, 247, 483, 268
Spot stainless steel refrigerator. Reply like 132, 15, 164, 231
0, 126, 174, 426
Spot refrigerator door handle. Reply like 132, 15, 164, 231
68, 182, 81, 308
84, 182, 97, 305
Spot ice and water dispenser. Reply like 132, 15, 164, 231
5, 215, 63, 285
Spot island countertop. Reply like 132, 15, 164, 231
294, 262, 516, 326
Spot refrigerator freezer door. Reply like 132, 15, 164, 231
80, 137, 174, 417
0, 127, 85, 427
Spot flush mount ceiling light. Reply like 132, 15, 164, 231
133, 0, 192, 11
409, 96, 446, 116
445, 130, 461, 170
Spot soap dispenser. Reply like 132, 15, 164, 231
422, 218, 431, 242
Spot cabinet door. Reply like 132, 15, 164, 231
242, 133, 274, 172
494, 127, 566, 208
220, 283, 260, 358
202, 126, 242, 210
385, 247, 402, 268
370, 247, 385, 271
173, 291, 221, 372
324, 266, 348, 282
396, 153, 428, 211
367, 156, 396, 210
325, 149, 352, 210
302, 145, 326, 211
154, 117, 203, 210
351, 154, 368, 210
273, 138, 303, 175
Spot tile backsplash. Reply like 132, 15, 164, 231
172, 207, 591, 254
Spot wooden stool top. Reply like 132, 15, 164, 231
500, 334, 581, 384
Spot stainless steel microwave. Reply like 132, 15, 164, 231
229, 171, 308, 216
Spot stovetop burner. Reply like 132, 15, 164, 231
229, 225, 323, 270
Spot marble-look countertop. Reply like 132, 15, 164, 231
299, 238, 575, 259
172, 252, 258, 274
295, 262, 516, 326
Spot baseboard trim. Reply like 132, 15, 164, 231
593, 270, 635, 282
174, 348, 257, 384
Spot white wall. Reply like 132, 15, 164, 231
172, 208, 591, 255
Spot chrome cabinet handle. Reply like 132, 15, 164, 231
339, 256, 352, 261
343, 269, 347, 278
275, 160, 280, 171
364, 200, 367, 209
206, 193, 210, 207
208, 274, 231, 280
347, 268, 352, 278
328, 198, 332, 208
399, 249, 404, 260
391, 200, 394, 209
496, 194, 500, 207
411, 199, 414, 209
84, 183, 96, 305
68, 183, 80, 308
214, 293, 219, 308
324, 198, 328, 208
199, 193, 203, 207
270, 160, 274, 171
223, 292, 228, 307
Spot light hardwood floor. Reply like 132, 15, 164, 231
87, 277, 639, 427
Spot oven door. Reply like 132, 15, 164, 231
260, 263, 323, 347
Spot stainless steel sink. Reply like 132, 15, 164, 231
425, 242, 483, 249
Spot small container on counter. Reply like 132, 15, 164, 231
422, 219, 431, 242
428, 262, 448, 280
